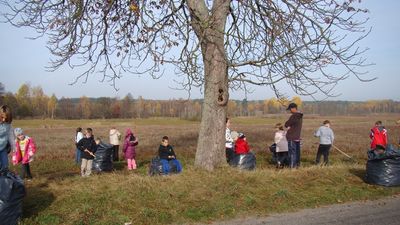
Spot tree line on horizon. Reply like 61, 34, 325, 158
1, 83, 399, 120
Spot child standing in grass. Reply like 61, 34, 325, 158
0, 105, 15, 171
274, 123, 288, 168
122, 128, 138, 170
314, 120, 334, 165
76, 128, 97, 177
109, 127, 121, 161
75, 127, 84, 165
12, 128, 36, 180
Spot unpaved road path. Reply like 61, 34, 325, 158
195, 195, 400, 225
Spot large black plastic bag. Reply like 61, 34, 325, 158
92, 143, 113, 172
148, 156, 178, 176
229, 152, 256, 170
365, 145, 400, 187
0, 169, 26, 225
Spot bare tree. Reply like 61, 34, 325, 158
1, 0, 372, 170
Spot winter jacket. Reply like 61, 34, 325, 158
274, 130, 288, 152
13, 136, 36, 165
234, 138, 250, 155
159, 144, 176, 160
0, 123, 15, 153
369, 126, 387, 149
109, 129, 121, 146
314, 125, 334, 145
285, 112, 303, 141
122, 129, 138, 159
77, 136, 97, 160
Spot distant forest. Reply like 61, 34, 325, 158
1, 83, 399, 119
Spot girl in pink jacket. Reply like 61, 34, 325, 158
12, 128, 37, 180
122, 128, 138, 170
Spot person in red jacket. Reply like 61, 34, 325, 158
369, 121, 387, 152
234, 133, 250, 155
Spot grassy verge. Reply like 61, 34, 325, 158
8, 115, 400, 224
14, 161, 400, 225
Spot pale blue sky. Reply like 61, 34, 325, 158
0, 1, 399, 101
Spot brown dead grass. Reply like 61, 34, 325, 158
7, 114, 400, 224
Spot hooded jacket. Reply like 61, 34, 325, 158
122, 129, 138, 159
285, 112, 303, 141
13, 135, 36, 165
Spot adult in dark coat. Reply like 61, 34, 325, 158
285, 103, 303, 168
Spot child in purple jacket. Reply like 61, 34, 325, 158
122, 128, 139, 170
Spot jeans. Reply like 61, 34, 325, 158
75, 148, 81, 165
316, 144, 331, 165
160, 159, 182, 175
0, 150, 8, 171
288, 140, 301, 168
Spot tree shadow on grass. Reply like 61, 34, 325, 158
112, 161, 126, 171
22, 183, 55, 219
349, 168, 366, 182
41, 170, 79, 181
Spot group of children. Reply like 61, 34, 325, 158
226, 103, 336, 169
74, 127, 182, 177
1, 103, 398, 181
273, 119, 395, 168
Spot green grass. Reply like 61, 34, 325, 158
7, 115, 400, 224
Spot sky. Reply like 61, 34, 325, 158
0, 1, 399, 101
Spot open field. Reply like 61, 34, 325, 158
8, 114, 400, 225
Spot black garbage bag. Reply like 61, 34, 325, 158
92, 142, 113, 172
229, 152, 256, 170
0, 169, 26, 225
148, 156, 179, 176
365, 145, 400, 187
367, 145, 400, 160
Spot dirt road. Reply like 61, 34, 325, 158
198, 195, 400, 225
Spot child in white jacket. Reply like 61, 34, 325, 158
274, 123, 288, 168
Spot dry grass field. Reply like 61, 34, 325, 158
8, 114, 400, 225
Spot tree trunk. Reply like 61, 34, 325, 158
194, 44, 229, 170
188, 0, 230, 170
